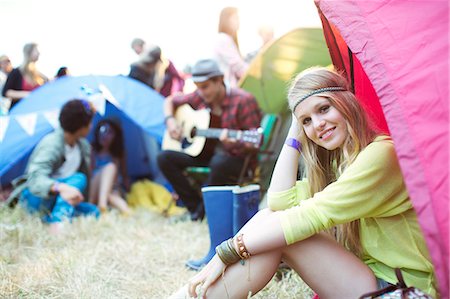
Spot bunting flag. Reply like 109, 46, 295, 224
42, 109, 60, 129
99, 84, 121, 108
89, 93, 106, 116
15, 113, 38, 136
0, 116, 10, 142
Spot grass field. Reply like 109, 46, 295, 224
0, 205, 312, 299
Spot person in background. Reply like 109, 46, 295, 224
55, 66, 70, 79
157, 59, 262, 221
2, 43, 48, 109
212, 7, 248, 87
129, 44, 184, 97
168, 67, 437, 298
89, 118, 131, 215
9, 99, 99, 234
0, 55, 13, 115
0, 55, 13, 93
131, 37, 146, 55
245, 24, 275, 63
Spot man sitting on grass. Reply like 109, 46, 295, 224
9, 99, 99, 233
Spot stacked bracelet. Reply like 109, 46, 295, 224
216, 238, 240, 265
216, 234, 252, 266
284, 137, 302, 153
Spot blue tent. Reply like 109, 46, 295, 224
0, 75, 166, 186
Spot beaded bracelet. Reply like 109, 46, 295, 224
236, 234, 251, 259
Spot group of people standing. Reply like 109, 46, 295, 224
2, 5, 438, 298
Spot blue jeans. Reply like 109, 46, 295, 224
21, 172, 100, 223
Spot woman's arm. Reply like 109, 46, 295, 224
215, 33, 248, 79
5, 89, 30, 100
235, 117, 302, 252
188, 119, 302, 296
268, 116, 302, 192
2, 68, 27, 100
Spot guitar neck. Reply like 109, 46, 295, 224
196, 128, 241, 139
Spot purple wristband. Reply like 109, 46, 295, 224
284, 138, 302, 153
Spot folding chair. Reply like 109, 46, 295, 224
185, 113, 282, 187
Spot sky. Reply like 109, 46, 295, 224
1, 0, 322, 77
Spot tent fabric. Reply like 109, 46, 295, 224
319, 13, 389, 133
239, 28, 332, 114
316, 0, 448, 296
0, 75, 166, 186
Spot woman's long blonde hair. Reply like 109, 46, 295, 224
218, 7, 240, 52
20, 43, 46, 87
287, 67, 379, 256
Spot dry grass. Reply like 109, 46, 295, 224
0, 205, 313, 299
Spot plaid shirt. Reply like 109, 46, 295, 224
172, 85, 262, 159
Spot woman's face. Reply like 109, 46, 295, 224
98, 123, 116, 148
294, 96, 348, 150
30, 47, 40, 62
229, 13, 240, 32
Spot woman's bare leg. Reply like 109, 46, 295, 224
108, 190, 131, 214
202, 209, 376, 299
97, 162, 118, 211
282, 233, 376, 299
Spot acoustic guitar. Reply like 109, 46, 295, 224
162, 104, 263, 157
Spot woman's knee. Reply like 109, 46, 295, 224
102, 162, 118, 174
251, 208, 273, 221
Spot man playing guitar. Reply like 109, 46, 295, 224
157, 59, 262, 221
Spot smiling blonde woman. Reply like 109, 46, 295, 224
168, 67, 437, 299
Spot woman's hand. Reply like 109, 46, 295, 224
188, 255, 226, 298
288, 114, 301, 138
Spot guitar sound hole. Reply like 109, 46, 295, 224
181, 138, 192, 149
190, 127, 197, 138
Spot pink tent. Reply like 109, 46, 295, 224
315, 0, 449, 297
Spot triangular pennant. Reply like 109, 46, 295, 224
43, 109, 60, 129
90, 93, 106, 116
98, 84, 121, 108
0, 116, 10, 143
15, 113, 38, 136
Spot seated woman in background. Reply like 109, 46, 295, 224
168, 67, 437, 298
90, 119, 131, 215
2, 42, 48, 109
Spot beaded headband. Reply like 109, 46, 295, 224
292, 87, 346, 113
